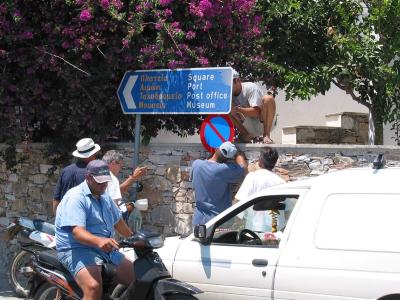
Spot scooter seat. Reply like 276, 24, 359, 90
38, 249, 67, 271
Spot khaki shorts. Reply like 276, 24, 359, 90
242, 116, 277, 137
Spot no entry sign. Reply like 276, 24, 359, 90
200, 115, 235, 153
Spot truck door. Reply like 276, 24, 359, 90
173, 194, 300, 300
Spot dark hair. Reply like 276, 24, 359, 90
259, 147, 279, 170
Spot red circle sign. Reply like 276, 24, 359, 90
200, 115, 235, 153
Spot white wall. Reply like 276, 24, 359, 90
150, 84, 397, 145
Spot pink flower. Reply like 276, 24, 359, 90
21, 31, 34, 39
122, 39, 129, 48
164, 8, 172, 17
167, 60, 178, 69
185, 31, 196, 40
82, 52, 92, 60
61, 41, 70, 49
203, 20, 212, 31
100, 0, 110, 9
26, 68, 34, 75
112, 0, 123, 10
79, 9, 92, 21
199, 57, 209, 66
159, 0, 172, 6
155, 22, 163, 30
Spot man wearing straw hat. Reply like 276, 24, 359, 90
53, 137, 101, 214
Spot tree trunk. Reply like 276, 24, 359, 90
370, 105, 384, 145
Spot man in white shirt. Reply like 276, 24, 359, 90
102, 150, 147, 221
235, 147, 285, 232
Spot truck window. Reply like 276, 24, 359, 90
315, 194, 400, 252
211, 195, 298, 248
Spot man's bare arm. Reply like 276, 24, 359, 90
72, 226, 120, 252
120, 166, 147, 194
114, 218, 133, 238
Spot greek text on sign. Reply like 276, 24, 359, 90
117, 67, 233, 114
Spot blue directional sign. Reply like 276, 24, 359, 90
117, 67, 233, 114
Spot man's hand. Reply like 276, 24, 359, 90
130, 166, 147, 181
231, 106, 245, 122
97, 237, 120, 253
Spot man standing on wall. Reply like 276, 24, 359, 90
191, 141, 248, 225
230, 70, 277, 144
53, 138, 100, 214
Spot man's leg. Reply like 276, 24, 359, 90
260, 94, 276, 144
75, 265, 103, 300
229, 114, 253, 142
116, 257, 135, 286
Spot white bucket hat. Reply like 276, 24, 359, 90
72, 138, 101, 158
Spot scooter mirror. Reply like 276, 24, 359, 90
134, 199, 148, 211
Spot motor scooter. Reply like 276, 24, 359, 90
27, 229, 202, 300
4, 217, 55, 297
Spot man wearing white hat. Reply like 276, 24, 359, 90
53, 138, 101, 214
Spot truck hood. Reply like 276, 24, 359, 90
156, 235, 186, 274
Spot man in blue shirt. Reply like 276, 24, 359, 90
191, 142, 247, 225
55, 160, 133, 300
53, 138, 100, 214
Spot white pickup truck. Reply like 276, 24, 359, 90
156, 162, 400, 299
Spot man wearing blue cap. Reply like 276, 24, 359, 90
191, 142, 248, 225
55, 160, 133, 300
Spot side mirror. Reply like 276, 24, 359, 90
194, 225, 207, 243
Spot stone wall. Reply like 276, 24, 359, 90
1, 142, 400, 272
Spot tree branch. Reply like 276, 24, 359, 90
332, 79, 370, 108
35, 47, 91, 77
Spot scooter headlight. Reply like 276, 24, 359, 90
148, 235, 164, 249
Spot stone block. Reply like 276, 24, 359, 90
39, 164, 55, 174
148, 154, 181, 165
30, 174, 48, 185
5, 193, 16, 201
166, 166, 180, 182
149, 205, 174, 225
0, 217, 8, 226
155, 167, 166, 176
28, 185, 42, 200
8, 174, 18, 182
172, 202, 194, 214
341, 116, 355, 130
174, 214, 192, 235
180, 181, 192, 189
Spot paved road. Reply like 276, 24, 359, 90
0, 275, 19, 300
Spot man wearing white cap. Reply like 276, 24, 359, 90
53, 138, 101, 214
191, 141, 248, 225
230, 69, 276, 144
55, 160, 133, 300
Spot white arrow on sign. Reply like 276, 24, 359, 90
123, 74, 138, 109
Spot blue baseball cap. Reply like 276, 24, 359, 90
87, 160, 112, 183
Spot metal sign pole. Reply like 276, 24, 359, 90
131, 114, 141, 200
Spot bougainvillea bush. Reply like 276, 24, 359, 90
0, 0, 264, 158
